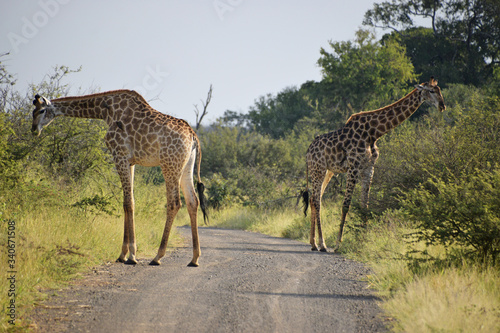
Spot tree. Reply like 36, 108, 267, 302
246, 86, 313, 138
364, 0, 500, 86
194, 84, 213, 131
317, 29, 417, 112
3, 65, 111, 181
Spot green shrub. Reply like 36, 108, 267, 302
206, 173, 235, 210
402, 167, 500, 264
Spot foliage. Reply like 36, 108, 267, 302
370, 84, 500, 213
142, 166, 165, 185
402, 168, 500, 264
364, 0, 500, 86
72, 194, 115, 217
317, 29, 417, 111
206, 173, 235, 210
246, 86, 314, 138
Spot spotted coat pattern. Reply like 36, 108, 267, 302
305, 79, 446, 252
32, 90, 206, 266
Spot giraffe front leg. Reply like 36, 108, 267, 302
334, 168, 359, 252
122, 200, 138, 265
360, 164, 376, 225
116, 164, 137, 265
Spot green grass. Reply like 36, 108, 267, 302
0, 178, 182, 331
383, 266, 500, 332
3, 181, 499, 332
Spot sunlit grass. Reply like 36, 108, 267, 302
0, 178, 183, 331
383, 267, 500, 332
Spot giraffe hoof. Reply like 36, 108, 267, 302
124, 258, 138, 265
116, 257, 126, 263
149, 260, 161, 266
311, 247, 319, 251
320, 248, 328, 253
187, 261, 199, 267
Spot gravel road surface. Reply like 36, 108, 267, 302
32, 226, 387, 332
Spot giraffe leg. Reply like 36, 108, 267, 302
115, 163, 137, 265
334, 168, 359, 252
360, 164, 375, 223
308, 170, 323, 251
317, 170, 334, 252
308, 169, 333, 252
180, 152, 201, 267
150, 181, 181, 266
309, 190, 319, 251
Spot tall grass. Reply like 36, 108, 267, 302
0, 173, 182, 331
383, 267, 500, 332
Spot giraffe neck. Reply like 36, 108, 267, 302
49, 90, 144, 124
348, 88, 423, 140
51, 96, 108, 121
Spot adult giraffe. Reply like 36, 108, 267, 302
303, 78, 446, 252
31, 90, 208, 266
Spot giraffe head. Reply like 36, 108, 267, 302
416, 77, 446, 112
31, 94, 56, 136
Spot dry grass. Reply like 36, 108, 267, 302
383, 267, 500, 332
0, 179, 183, 331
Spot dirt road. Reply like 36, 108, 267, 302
32, 226, 387, 332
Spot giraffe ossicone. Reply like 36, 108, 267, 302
303, 77, 446, 252
32, 89, 208, 266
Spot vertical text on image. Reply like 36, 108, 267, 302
6, 219, 17, 325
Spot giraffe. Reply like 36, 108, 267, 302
31, 89, 208, 266
303, 77, 446, 252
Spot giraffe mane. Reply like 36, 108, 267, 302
52, 89, 149, 104
345, 88, 418, 124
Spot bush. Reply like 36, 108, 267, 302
402, 168, 500, 264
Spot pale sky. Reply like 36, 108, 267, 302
1, 1, 383, 125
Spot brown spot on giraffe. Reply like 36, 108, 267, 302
31, 90, 208, 266
303, 78, 445, 252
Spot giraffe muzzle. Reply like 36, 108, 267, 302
31, 124, 41, 136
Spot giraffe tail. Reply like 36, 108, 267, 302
194, 135, 209, 224
197, 182, 208, 224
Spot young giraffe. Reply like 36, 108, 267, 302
31, 90, 208, 266
303, 78, 446, 252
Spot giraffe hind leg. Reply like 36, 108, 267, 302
317, 170, 334, 252
149, 184, 181, 266
309, 170, 332, 252
309, 181, 321, 251
180, 153, 201, 267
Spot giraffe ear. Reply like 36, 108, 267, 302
33, 94, 42, 106
415, 84, 424, 90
